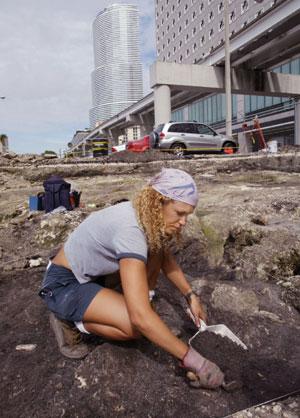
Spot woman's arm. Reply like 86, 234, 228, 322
162, 250, 207, 325
119, 258, 188, 360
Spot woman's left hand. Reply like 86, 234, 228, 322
188, 295, 207, 327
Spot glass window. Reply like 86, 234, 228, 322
244, 95, 251, 114
257, 95, 264, 109
207, 96, 212, 124
272, 97, 281, 106
221, 94, 226, 120
171, 109, 184, 122
250, 95, 257, 111
232, 94, 237, 117
168, 123, 183, 133
211, 95, 217, 123
265, 96, 273, 108
197, 124, 215, 135
216, 94, 222, 121
281, 63, 290, 74
169, 123, 192, 133
291, 58, 300, 75
199, 101, 204, 122
181, 123, 198, 134
203, 99, 208, 123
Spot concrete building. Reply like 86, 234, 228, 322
89, 4, 144, 129
119, 125, 141, 144
155, 0, 300, 147
156, 0, 276, 65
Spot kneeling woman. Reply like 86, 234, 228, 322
39, 168, 224, 389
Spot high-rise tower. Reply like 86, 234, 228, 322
89, 4, 143, 128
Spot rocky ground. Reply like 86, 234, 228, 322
0, 150, 299, 417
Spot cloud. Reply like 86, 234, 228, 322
0, 0, 156, 154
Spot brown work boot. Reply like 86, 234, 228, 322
49, 312, 89, 359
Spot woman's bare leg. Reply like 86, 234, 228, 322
82, 252, 164, 340
83, 288, 141, 340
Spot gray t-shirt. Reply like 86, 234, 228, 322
64, 202, 148, 284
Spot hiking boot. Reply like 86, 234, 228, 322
49, 312, 89, 359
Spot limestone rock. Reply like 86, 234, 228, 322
211, 284, 259, 316
281, 275, 300, 311
35, 211, 86, 248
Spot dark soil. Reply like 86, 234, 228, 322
1, 256, 299, 417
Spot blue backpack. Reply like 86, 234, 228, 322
43, 175, 72, 213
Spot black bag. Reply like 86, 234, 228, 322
43, 175, 72, 213
37, 192, 45, 210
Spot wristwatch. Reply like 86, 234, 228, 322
184, 290, 197, 304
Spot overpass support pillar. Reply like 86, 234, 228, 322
140, 114, 154, 137
295, 99, 300, 145
109, 128, 123, 144
82, 142, 86, 157
154, 85, 171, 127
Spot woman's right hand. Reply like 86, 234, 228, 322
182, 347, 224, 389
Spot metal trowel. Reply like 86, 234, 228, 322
187, 309, 247, 350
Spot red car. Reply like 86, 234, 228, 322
126, 135, 150, 152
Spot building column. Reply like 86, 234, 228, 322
154, 85, 171, 127
295, 99, 300, 145
109, 128, 123, 144
140, 113, 154, 136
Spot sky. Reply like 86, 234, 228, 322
0, 0, 156, 155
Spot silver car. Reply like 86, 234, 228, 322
153, 122, 238, 156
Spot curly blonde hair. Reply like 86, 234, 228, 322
133, 186, 180, 253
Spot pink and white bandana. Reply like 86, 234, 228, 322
149, 168, 198, 207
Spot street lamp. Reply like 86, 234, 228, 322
224, 0, 232, 138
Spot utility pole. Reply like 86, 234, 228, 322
224, 0, 232, 138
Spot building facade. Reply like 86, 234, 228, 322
89, 4, 143, 128
156, 0, 276, 64
155, 0, 300, 146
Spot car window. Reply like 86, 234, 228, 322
168, 123, 197, 133
196, 124, 216, 136
182, 123, 198, 133
168, 123, 183, 133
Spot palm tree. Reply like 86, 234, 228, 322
0, 134, 8, 153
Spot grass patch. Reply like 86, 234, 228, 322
198, 217, 224, 266
232, 172, 280, 184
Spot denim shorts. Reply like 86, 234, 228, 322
38, 263, 104, 322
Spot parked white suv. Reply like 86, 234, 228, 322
153, 122, 238, 156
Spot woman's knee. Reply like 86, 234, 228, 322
123, 325, 143, 340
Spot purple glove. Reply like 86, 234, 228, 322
183, 347, 224, 389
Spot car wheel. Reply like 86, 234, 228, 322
170, 142, 186, 157
222, 141, 237, 154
